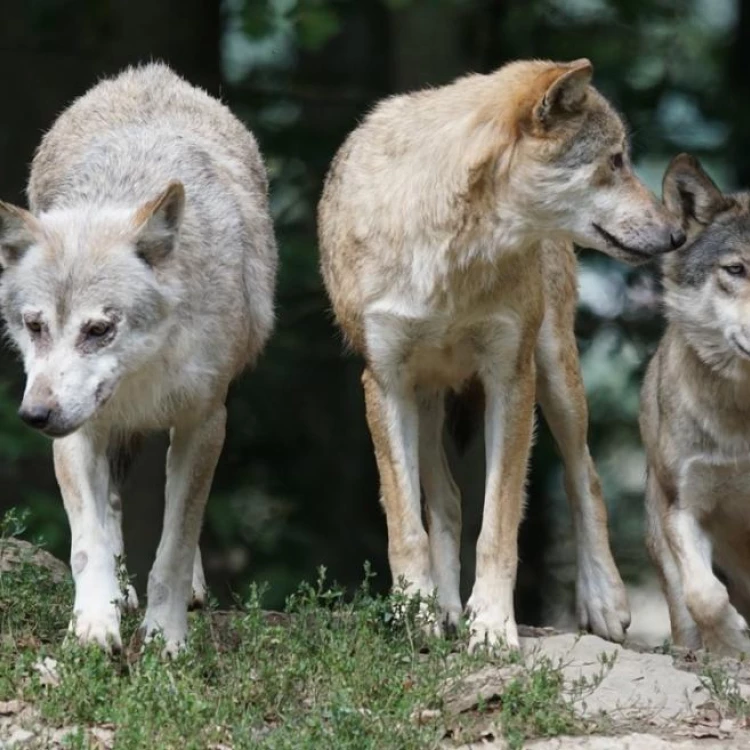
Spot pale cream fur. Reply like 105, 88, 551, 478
319, 59, 683, 649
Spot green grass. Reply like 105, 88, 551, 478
0, 513, 581, 750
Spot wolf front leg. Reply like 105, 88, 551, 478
362, 368, 438, 626
644, 472, 701, 649
467, 332, 537, 652
418, 387, 462, 629
141, 402, 226, 656
535, 303, 630, 643
665, 501, 750, 655
54, 430, 124, 651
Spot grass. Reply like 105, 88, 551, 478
0, 511, 582, 750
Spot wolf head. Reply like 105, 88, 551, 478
0, 182, 184, 437
496, 59, 684, 263
660, 153, 750, 368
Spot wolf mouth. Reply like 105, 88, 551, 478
729, 334, 750, 360
591, 223, 654, 261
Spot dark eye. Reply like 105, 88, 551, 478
722, 263, 746, 277
25, 320, 42, 335
85, 321, 113, 338
610, 152, 625, 170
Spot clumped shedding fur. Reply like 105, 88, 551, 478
319, 58, 684, 651
642, 153, 750, 655
0, 63, 278, 654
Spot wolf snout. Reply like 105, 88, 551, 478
670, 228, 686, 249
18, 403, 52, 430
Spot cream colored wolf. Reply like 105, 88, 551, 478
0, 64, 277, 654
642, 154, 750, 654
319, 59, 684, 650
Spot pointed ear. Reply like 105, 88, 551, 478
0, 201, 39, 269
133, 181, 185, 267
533, 59, 593, 129
662, 153, 734, 235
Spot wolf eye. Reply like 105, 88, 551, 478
25, 320, 42, 335
722, 263, 747, 277
85, 321, 113, 338
610, 152, 625, 170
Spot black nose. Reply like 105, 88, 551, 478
671, 229, 686, 249
18, 405, 51, 429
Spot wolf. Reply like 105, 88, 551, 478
0, 63, 278, 654
318, 58, 685, 650
642, 153, 750, 654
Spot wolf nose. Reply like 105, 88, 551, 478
18, 404, 51, 429
670, 229, 686, 249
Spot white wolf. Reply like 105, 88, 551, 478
0, 64, 278, 654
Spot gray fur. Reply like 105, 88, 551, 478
0, 63, 278, 653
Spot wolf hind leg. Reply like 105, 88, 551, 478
418, 387, 462, 630
106, 433, 143, 611
189, 547, 208, 610
535, 295, 630, 643
141, 401, 226, 656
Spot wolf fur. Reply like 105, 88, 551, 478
641, 154, 750, 654
0, 63, 277, 654
319, 58, 684, 650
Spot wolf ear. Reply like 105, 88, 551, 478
0, 201, 39, 269
662, 154, 734, 235
533, 59, 593, 129
133, 181, 185, 267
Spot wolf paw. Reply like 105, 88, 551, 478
69, 607, 122, 653
140, 604, 189, 659
576, 561, 630, 644
702, 606, 750, 656
466, 600, 520, 653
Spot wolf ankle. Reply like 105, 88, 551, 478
686, 581, 731, 628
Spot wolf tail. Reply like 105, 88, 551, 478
445, 376, 484, 455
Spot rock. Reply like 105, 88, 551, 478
0, 702, 24, 717
4, 727, 35, 747
527, 734, 750, 748
522, 633, 750, 726
442, 665, 525, 714
0, 539, 68, 583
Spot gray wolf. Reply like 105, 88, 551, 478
319, 58, 684, 650
642, 153, 750, 654
0, 63, 278, 654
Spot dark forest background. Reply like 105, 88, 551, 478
0, 0, 746, 626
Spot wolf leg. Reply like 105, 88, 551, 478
54, 429, 123, 651
362, 368, 437, 625
467, 327, 536, 652
105, 488, 138, 611
106, 434, 142, 611
666, 505, 750, 655
535, 297, 630, 643
644, 473, 701, 649
141, 402, 226, 655
418, 387, 462, 629
189, 547, 208, 610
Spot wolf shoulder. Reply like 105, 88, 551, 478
29, 63, 270, 213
